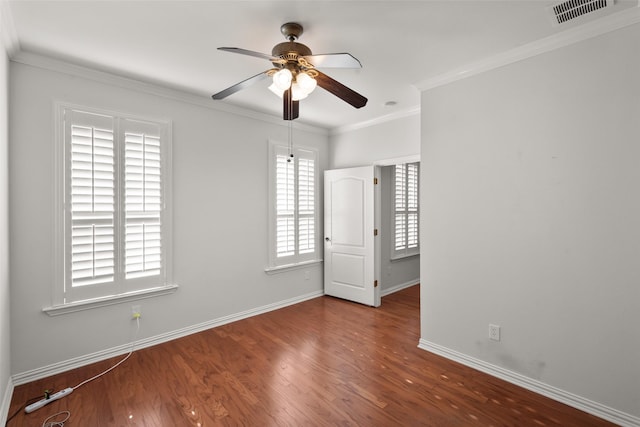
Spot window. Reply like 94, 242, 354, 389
53, 105, 174, 309
268, 142, 319, 269
393, 162, 419, 258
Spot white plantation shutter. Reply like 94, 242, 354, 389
60, 107, 170, 304
394, 164, 407, 252
276, 153, 295, 257
270, 143, 318, 267
125, 128, 162, 279
393, 162, 420, 257
407, 163, 419, 250
297, 155, 315, 254
69, 118, 115, 288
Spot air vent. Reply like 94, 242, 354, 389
548, 0, 613, 25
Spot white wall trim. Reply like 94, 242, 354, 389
43, 284, 179, 317
11, 46, 421, 137
264, 259, 323, 275
415, 6, 640, 92
381, 279, 419, 297
12, 290, 323, 386
418, 339, 640, 427
0, 376, 13, 426
0, 0, 20, 57
9, 51, 328, 137
330, 106, 420, 136
373, 154, 420, 167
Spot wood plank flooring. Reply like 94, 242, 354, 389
7, 285, 615, 426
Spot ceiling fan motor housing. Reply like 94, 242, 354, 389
272, 41, 313, 78
272, 42, 312, 61
272, 23, 312, 71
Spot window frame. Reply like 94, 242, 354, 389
266, 140, 321, 271
391, 162, 420, 259
48, 103, 176, 315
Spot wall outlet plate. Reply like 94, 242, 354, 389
489, 324, 501, 341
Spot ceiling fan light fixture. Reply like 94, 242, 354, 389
291, 82, 308, 101
296, 72, 317, 94
272, 69, 292, 91
212, 22, 368, 119
268, 83, 285, 98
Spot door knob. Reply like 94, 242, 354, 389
325, 237, 331, 242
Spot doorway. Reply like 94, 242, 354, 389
324, 157, 420, 306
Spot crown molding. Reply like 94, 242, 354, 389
0, 0, 20, 57
415, 5, 640, 92
330, 105, 420, 136
10, 50, 329, 136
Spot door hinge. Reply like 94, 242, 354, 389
374, 280, 378, 288
374, 177, 378, 185
374, 228, 378, 236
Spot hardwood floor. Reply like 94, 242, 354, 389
8, 285, 615, 426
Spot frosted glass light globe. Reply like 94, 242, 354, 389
272, 69, 293, 91
291, 83, 308, 101
296, 72, 317, 94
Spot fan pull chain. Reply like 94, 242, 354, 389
288, 87, 294, 162
287, 119, 294, 162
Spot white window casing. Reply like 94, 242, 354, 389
268, 141, 320, 270
50, 104, 175, 312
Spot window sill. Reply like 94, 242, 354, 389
264, 259, 323, 275
43, 284, 179, 316
390, 253, 420, 262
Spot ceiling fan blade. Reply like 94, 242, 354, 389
315, 71, 368, 109
218, 47, 285, 64
302, 53, 362, 68
283, 89, 299, 121
211, 70, 271, 100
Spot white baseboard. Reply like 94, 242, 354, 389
12, 290, 324, 386
381, 279, 419, 297
418, 339, 640, 427
0, 376, 14, 426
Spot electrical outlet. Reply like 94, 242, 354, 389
304, 270, 310, 280
489, 324, 501, 341
131, 305, 142, 320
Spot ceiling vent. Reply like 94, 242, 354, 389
548, 0, 614, 25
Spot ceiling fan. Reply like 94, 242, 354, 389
212, 22, 368, 121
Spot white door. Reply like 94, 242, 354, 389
324, 166, 380, 307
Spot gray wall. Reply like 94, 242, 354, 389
0, 10, 11, 422
330, 113, 419, 169
9, 60, 329, 375
420, 23, 640, 418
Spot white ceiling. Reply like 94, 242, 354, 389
5, 0, 637, 130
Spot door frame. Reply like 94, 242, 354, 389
323, 155, 419, 306
372, 155, 420, 167
372, 154, 420, 294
